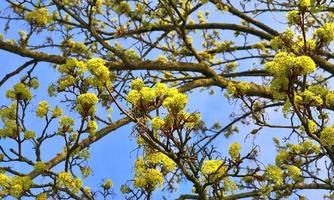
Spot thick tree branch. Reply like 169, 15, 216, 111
177, 183, 332, 200
105, 23, 273, 40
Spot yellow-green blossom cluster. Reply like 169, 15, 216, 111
146, 152, 176, 173
87, 120, 98, 135
130, 78, 145, 90
57, 172, 82, 193
127, 87, 155, 107
294, 90, 323, 107
151, 116, 165, 130
0, 174, 11, 195
102, 179, 113, 189
270, 29, 295, 51
36, 101, 50, 118
0, 174, 32, 198
163, 110, 201, 131
25, 7, 52, 27
55, 57, 114, 95
78, 149, 90, 160
62, 40, 91, 57
298, 0, 311, 10
197, 10, 207, 24
307, 120, 317, 134
309, 85, 329, 97
124, 49, 140, 60
224, 61, 239, 72
228, 142, 241, 160
287, 140, 320, 155
127, 79, 201, 135
222, 177, 238, 193
163, 88, 188, 113
6, 83, 32, 101
133, 157, 164, 191
56, 58, 87, 92
80, 166, 92, 178
0, 103, 18, 138
156, 55, 168, 63
28, 78, 39, 89
76, 93, 98, 116
271, 28, 318, 53
295, 39, 317, 52
198, 51, 215, 61
105, 1, 131, 15
287, 10, 300, 25
87, 58, 111, 87
325, 92, 334, 108
132, 149, 175, 191
226, 81, 251, 97
201, 160, 227, 181
264, 165, 284, 185
154, 82, 168, 96
0, 118, 18, 138
56, 76, 76, 92
293, 84, 331, 108
265, 52, 316, 99
62, 0, 82, 6
314, 23, 334, 44
127, 79, 169, 109
52, 107, 63, 118
266, 53, 315, 76
286, 165, 301, 181
120, 184, 131, 194
58, 116, 75, 133
0, 103, 16, 121
58, 58, 87, 75
275, 150, 289, 166
320, 125, 334, 146
24, 130, 35, 139
36, 193, 47, 200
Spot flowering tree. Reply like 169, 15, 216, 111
0, 0, 334, 199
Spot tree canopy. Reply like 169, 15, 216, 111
0, 0, 334, 199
